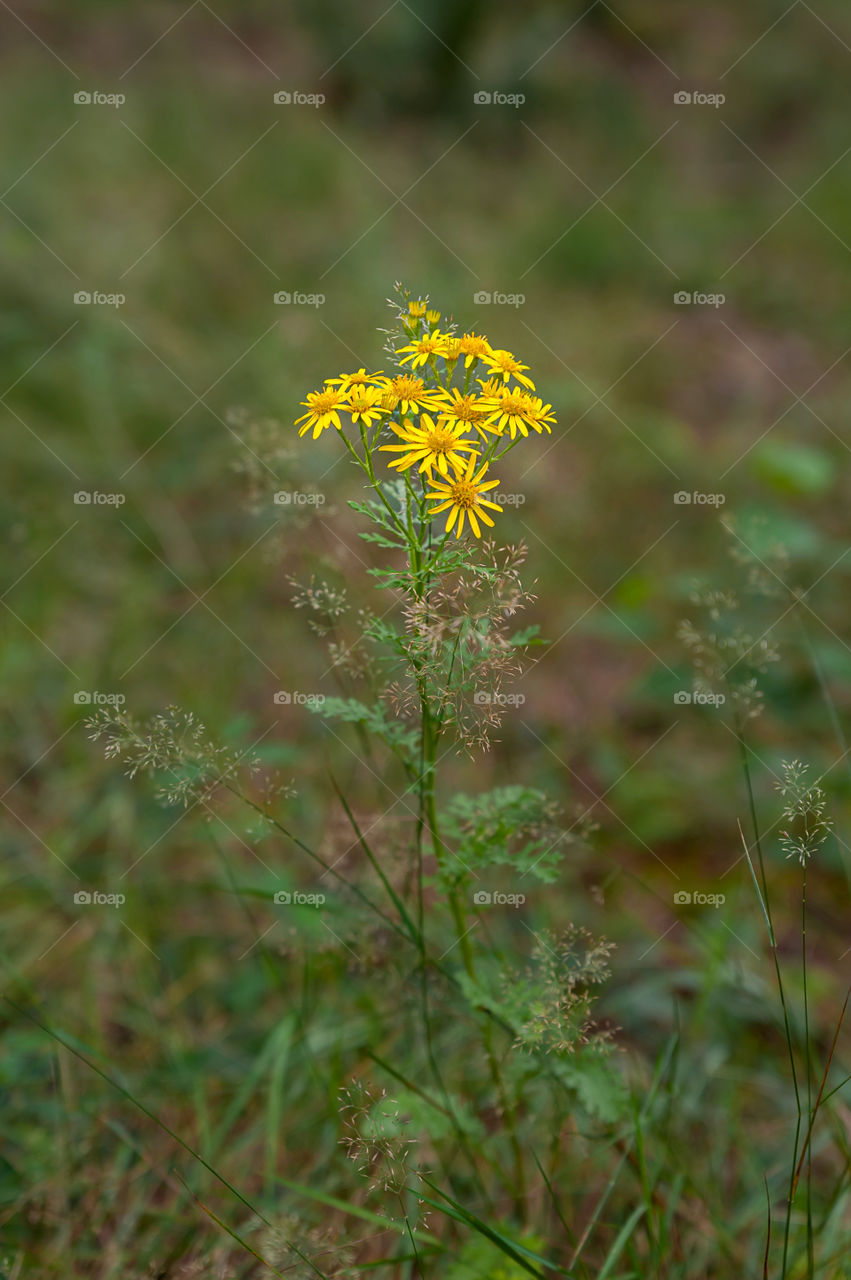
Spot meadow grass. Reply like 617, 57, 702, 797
3, 4, 851, 1276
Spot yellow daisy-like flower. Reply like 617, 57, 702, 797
295, 387, 347, 438
345, 385, 388, 428
425, 454, 502, 538
396, 329, 448, 369
439, 336, 462, 364
408, 299, 427, 318
520, 396, 556, 435
381, 374, 443, 416
380, 413, 478, 478
426, 308, 441, 326
434, 387, 494, 438
483, 348, 535, 390
325, 368, 388, 393
480, 386, 554, 438
458, 333, 493, 368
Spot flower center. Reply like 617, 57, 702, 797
460, 335, 489, 357
448, 396, 481, 422
451, 479, 479, 509
312, 391, 340, 414
391, 375, 425, 399
424, 426, 458, 454
495, 393, 527, 415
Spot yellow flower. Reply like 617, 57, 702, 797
521, 396, 556, 435
433, 387, 494, 438
325, 368, 388, 393
458, 333, 493, 368
426, 308, 441, 326
425, 454, 502, 538
479, 386, 555, 438
440, 336, 462, 364
381, 374, 443, 416
345, 385, 388, 428
295, 387, 347, 438
408, 299, 427, 317
483, 348, 535, 390
396, 329, 448, 369
379, 414, 478, 478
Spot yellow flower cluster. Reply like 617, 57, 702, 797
294, 298, 556, 538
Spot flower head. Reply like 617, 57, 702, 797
382, 374, 443, 417
479, 386, 556, 438
295, 387, 347, 438
379, 414, 478, 478
483, 348, 535, 390
396, 330, 449, 370
457, 333, 493, 368
434, 387, 494, 438
325, 368, 388, 393
345, 385, 388, 428
425, 454, 502, 538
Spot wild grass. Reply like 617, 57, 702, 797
4, 4, 851, 1275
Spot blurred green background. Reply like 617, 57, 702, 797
4, 0, 851, 1273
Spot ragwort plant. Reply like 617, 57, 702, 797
87, 289, 624, 1277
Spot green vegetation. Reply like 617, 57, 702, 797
3, 3, 851, 1276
